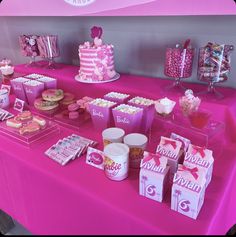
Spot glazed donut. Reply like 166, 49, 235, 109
34, 97, 59, 111
42, 89, 64, 102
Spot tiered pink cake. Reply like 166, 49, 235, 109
77, 26, 117, 82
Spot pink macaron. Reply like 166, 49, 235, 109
68, 103, 80, 112
69, 111, 79, 120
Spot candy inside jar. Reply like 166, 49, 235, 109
197, 42, 234, 98
179, 89, 201, 116
164, 39, 195, 91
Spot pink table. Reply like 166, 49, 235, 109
0, 63, 236, 235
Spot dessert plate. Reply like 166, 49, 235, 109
75, 73, 120, 84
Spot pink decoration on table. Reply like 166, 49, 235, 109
191, 145, 206, 158
163, 139, 177, 149
143, 153, 161, 166
179, 165, 199, 180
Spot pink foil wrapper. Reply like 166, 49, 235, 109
37, 35, 60, 58
10, 77, 30, 102
88, 101, 117, 130
112, 105, 143, 134
36, 77, 57, 89
23, 81, 45, 105
128, 100, 155, 134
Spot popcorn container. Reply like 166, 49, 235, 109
104, 92, 130, 104
88, 99, 117, 131
23, 80, 45, 105
112, 104, 143, 134
10, 77, 30, 102
197, 43, 234, 98
128, 97, 155, 134
102, 127, 125, 147
171, 164, 206, 219
139, 152, 169, 202
124, 133, 148, 168
36, 76, 57, 89
104, 143, 130, 181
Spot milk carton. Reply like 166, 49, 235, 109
156, 136, 183, 181
139, 151, 169, 202
184, 144, 214, 187
171, 164, 206, 219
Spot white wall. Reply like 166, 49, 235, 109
0, 16, 236, 87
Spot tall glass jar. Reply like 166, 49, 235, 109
197, 42, 234, 98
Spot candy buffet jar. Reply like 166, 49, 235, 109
197, 43, 234, 99
164, 45, 195, 90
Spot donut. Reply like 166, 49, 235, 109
42, 89, 64, 102
6, 118, 22, 128
69, 111, 79, 120
15, 110, 32, 121
34, 97, 59, 111
19, 121, 41, 135
68, 103, 80, 112
33, 116, 46, 126
59, 92, 75, 106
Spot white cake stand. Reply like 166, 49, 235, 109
75, 73, 120, 84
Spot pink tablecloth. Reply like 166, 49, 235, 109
0, 63, 236, 235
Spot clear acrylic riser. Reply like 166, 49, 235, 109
0, 118, 60, 147
148, 111, 225, 156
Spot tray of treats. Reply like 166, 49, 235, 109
53, 96, 93, 130
0, 110, 60, 146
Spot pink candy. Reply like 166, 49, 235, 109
19, 35, 40, 57
37, 35, 60, 58
164, 48, 194, 79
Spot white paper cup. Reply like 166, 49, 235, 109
104, 143, 129, 181
102, 127, 125, 147
124, 133, 148, 169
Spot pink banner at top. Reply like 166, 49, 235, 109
0, 0, 235, 16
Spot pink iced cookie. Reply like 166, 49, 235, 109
68, 103, 80, 112
69, 111, 79, 120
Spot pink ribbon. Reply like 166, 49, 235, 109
163, 139, 177, 149
143, 154, 161, 166
179, 165, 199, 180
192, 145, 206, 158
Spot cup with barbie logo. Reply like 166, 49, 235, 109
104, 143, 130, 181
124, 133, 148, 169
102, 127, 125, 148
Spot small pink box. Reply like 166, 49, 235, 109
36, 76, 57, 89
103, 92, 130, 104
156, 136, 183, 182
139, 151, 169, 203
88, 98, 117, 130
112, 104, 143, 134
23, 80, 44, 105
171, 164, 206, 219
183, 144, 214, 187
128, 96, 155, 134
10, 77, 30, 102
